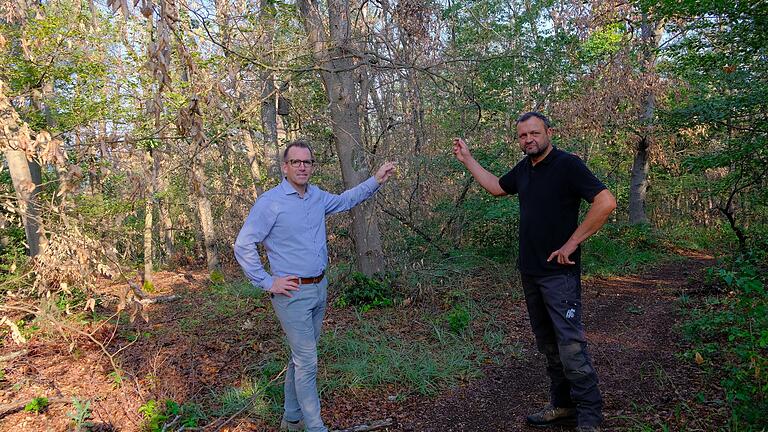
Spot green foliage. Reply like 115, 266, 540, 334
680, 254, 767, 428
67, 398, 93, 432
55, 286, 89, 312
138, 399, 205, 431
108, 370, 123, 389
446, 304, 471, 334
0, 1, 113, 132
580, 23, 625, 63
23, 397, 49, 414
336, 272, 397, 312
582, 223, 667, 276
652, 0, 768, 249
14, 319, 40, 341
142, 280, 155, 294
209, 269, 225, 284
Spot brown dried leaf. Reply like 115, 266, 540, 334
1, 316, 27, 345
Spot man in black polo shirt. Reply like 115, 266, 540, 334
453, 111, 616, 432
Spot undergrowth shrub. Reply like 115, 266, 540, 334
680, 253, 767, 429
446, 304, 471, 334
336, 272, 397, 312
23, 396, 48, 413
138, 399, 205, 431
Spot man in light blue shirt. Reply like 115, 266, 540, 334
234, 140, 395, 432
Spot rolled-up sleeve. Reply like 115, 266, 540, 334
322, 176, 381, 215
234, 199, 277, 290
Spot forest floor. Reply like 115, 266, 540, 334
0, 253, 728, 432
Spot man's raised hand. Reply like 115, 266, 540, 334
375, 161, 397, 184
270, 276, 300, 297
453, 138, 473, 164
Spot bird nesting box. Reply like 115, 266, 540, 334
278, 96, 291, 116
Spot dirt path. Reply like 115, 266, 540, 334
392, 254, 717, 431
0, 255, 721, 431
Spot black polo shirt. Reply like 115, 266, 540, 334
499, 147, 606, 276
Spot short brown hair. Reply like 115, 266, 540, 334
282, 139, 315, 161
516, 111, 552, 128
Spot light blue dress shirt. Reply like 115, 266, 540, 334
234, 176, 381, 291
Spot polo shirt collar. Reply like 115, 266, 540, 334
528, 146, 559, 167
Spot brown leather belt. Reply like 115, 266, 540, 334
297, 272, 325, 285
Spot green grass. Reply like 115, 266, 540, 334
582, 223, 668, 276
212, 358, 284, 420
204, 280, 266, 319
582, 222, 739, 277
319, 316, 484, 396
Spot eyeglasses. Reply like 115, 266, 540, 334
288, 159, 316, 168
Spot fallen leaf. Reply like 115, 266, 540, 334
1, 317, 27, 345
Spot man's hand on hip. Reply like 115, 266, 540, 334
270, 276, 300, 297
547, 241, 578, 265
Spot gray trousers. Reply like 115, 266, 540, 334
521, 272, 603, 427
271, 278, 329, 432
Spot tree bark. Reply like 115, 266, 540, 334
191, 161, 220, 272
629, 135, 650, 224
143, 150, 155, 285
242, 129, 264, 195
258, 0, 280, 180
0, 82, 42, 257
629, 12, 663, 225
297, 0, 385, 276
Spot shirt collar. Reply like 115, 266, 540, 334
528, 146, 558, 167
279, 177, 311, 196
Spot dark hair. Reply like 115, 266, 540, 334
282, 139, 315, 161
516, 111, 553, 128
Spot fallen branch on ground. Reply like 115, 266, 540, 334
332, 418, 394, 432
138, 294, 181, 305
0, 350, 28, 363
0, 397, 72, 419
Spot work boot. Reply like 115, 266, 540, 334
525, 404, 577, 427
279, 417, 305, 431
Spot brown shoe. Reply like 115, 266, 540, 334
525, 404, 577, 427
279, 417, 305, 431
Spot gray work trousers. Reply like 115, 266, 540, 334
521, 272, 603, 428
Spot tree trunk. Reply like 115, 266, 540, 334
176, 71, 221, 271
629, 13, 663, 225
629, 136, 650, 224
242, 129, 264, 195
191, 162, 220, 272
258, 0, 281, 180
259, 72, 280, 180
297, 0, 385, 276
157, 152, 174, 262
143, 150, 155, 284
4, 150, 41, 257
0, 83, 42, 257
